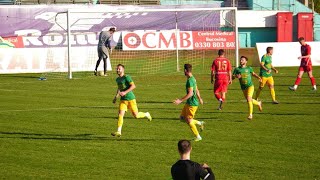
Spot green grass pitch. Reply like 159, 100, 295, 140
0, 67, 319, 179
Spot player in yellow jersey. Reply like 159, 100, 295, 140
255, 47, 279, 104
173, 64, 205, 142
233, 56, 263, 120
111, 64, 152, 137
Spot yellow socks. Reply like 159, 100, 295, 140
248, 99, 260, 115
117, 115, 123, 132
136, 112, 146, 118
270, 88, 276, 101
256, 88, 276, 101
252, 99, 259, 106
189, 120, 200, 137
192, 119, 201, 126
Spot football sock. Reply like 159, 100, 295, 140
117, 115, 123, 132
214, 93, 221, 101
270, 88, 276, 101
252, 99, 259, 106
310, 77, 316, 86
221, 97, 225, 102
294, 77, 301, 86
189, 120, 200, 137
192, 119, 201, 126
136, 112, 146, 118
95, 59, 101, 71
103, 58, 107, 73
255, 88, 262, 99
248, 101, 253, 115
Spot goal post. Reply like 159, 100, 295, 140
62, 6, 238, 78
67, 10, 72, 79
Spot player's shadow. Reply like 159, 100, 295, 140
1, 75, 40, 79
0, 131, 170, 142
155, 117, 224, 121
0, 131, 102, 141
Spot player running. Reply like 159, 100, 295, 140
233, 56, 262, 120
211, 49, 232, 110
94, 27, 115, 76
173, 64, 205, 142
289, 37, 317, 91
255, 47, 279, 104
111, 64, 152, 137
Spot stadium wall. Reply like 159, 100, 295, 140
256, 41, 320, 67
236, 10, 280, 47
248, 0, 320, 41
239, 28, 277, 47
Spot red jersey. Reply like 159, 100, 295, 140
211, 57, 232, 80
301, 44, 312, 66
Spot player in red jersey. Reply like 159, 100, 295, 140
289, 37, 317, 91
211, 49, 232, 110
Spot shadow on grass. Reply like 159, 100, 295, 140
0, 131, 93, 136
155, 117, 221, 121
0, 75, 40, 79
0, 131, 174, 142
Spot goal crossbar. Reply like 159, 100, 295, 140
68, 7, 238, 13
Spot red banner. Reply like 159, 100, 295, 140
3, 36, 24, 48
192, 31, 235, 49
122, 31, 236, 50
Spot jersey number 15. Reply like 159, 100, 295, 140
218, 61, 228, 71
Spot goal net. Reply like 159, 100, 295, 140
44, 6, 238, 79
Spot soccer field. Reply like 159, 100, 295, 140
0, 67, 319, 179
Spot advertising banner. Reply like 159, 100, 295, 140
3, 36, 25, 48
256, 42, 320, 67
0, 5, 220, 48
0, 4, 225, 74
122, 31, 235, 50
0, 47, 111, 74
192, 31, 235, 50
